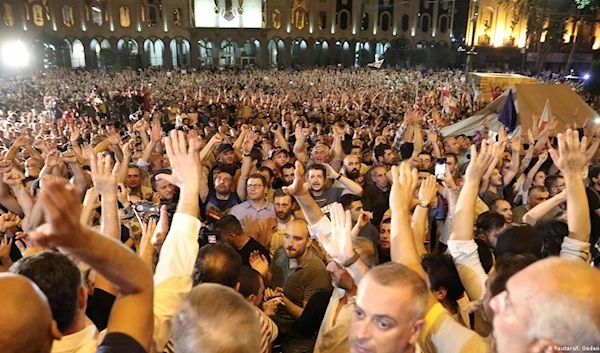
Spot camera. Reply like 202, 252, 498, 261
198, 227, 222, 247
134, 202, 160, 214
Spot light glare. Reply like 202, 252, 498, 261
2, 41, 29, 68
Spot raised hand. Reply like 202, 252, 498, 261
464, 140, 499, 182
62, 150, 78, 164
82, 187, 101, 209
150, 205, 169, 251
249, 250, 269, 277
390, 163, 418, 213
3, 168, 25, 187
90, 153, 120, 196
0, 235, 13, 259
510, 135, 522, 153
155, 130, 201, 190
0, 158, 14, 174
0, 212, 21, 232
262, 298, 283, 317
549, 129, 588, 177
282, 160, 306, 197
418, 175, 438, 203
150, 123, 163, 143
316, 203, 355, 263
356, 210, 373, 229
321, 163, 340, 180
45, 150, 60, 168
15, 232, 49, 258
27, 178, 82, 248
263, 287, 284, 301
242, 131, 258, 155
12, 136, 29, 148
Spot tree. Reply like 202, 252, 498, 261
357, 49, 371, 67
567, 0, 600, 72
382, 37, 412, 67
98, 48, 116, 68
410, 49, 427, 67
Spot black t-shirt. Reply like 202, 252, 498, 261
237, 237, 271, 267
586, 187, 600, 246
86, 288, 116, 331
96, 332, 146, 353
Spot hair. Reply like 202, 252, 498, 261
370, 165, 387, 178
380, 217, 392, 227
273, 188, 293, 202
353, 237, 379, 268
281, 162, 295, 172
534, 220, 569, 258
151, 168, 172, 191
258, 166, 275, 181
238, 266, 261, 299
10, 251, 82, 333
444, 153, 458, 164
421, 253, 465, 303
490, 199, 508, 212
589, 166, 600, 182
246, 173, 267, 187
528, 185, 548, 197
544, 175, 564, 191
214, 215, 244, 236
488, 253, 537, 297
192, 243, 242, 287
127, 164, 141, 173
339, 194, 362, 211
399, 143, 414, 161
476, 212, 506, 235
172, 283, 261, 353
307, 163, 327, 177
474, 238, 495, 273
374, 143, 392, 161
249, 147, 263, 164
366, 262, 429, 321
418, 151, 432, 159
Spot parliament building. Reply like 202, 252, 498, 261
0, 0, 456, 69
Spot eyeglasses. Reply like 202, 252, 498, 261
246, 184, 264, 189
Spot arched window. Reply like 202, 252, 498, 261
439, 15, 448, 33
62, 5, 74, 27
3, 4, 14, 26
339, 10, 349, 30
173, 8, 182, 27
401, 15, 409, 32
318, 11, 326, 30
272, 9, 281, 29
120, 6, 130, 27
91, 6, 103, 26
421, 14, 430, 33
32, 4, 45, 26
361, 13, 369, 31
380, 13, 390, 32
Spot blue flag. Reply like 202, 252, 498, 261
498, 90, 517, 132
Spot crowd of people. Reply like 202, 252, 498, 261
0, 66, 599, 353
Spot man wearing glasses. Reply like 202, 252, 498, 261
230, 173, 276, 233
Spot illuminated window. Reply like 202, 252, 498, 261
361, 13, 369, 31
318, 11, 326, 30
62, 5, 74, 27
173, 8, 181, 27
4, 4, 15, 26
272, 9, 281, 29
32, 4, 45, 26
291, 0, 307, 30
91, 6, 103, 26
120, 6, 130, 27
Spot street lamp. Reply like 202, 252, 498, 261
466, 0, 479, 74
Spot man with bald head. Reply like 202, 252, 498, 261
0, 273, 61, 353
268, 218, 332, 352
491, 257, 600, 353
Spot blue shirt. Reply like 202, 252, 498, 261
229, 200, 276, 233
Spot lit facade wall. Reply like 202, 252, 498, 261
0, 0, 456, 69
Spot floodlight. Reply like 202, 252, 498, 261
1, 41, 29, 68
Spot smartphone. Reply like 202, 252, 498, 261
133, 202, 161, 214
435, 158, 447, 180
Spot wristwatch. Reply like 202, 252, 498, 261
342, 252, 360, 268
416, 199, 430, 208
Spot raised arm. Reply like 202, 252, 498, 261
520, 153, 548, 197
522, 190, 567, 226
549, 129, 591, 243
451, 141, 499, 241
412, 175, 438, 256
503, 137, 521, 186
236, 131, 258, 201
293, 124, 308, 165
90, 153, 121, 240
323, 163, 363, 195
283, 161, 324, 226
30, 179, 154, 351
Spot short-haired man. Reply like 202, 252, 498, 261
373, 143, 395, 167
172, 283, 261, 353
362, 166, 391, 227
418, 152, 434, 172
281, 163, 296, 186
307, 164, 363, 212
250, 188, 300, 253
349, 263, 430, 353
151, 169, 177, 204
201, 171, 241, 223
268, 219, 332, 352
339, 194, 380, 245
215, 215, 271, 267
490, 198, 513, 223
127, 164, 153, 202
512, 185, 550, 224
230, 173, 276, 233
